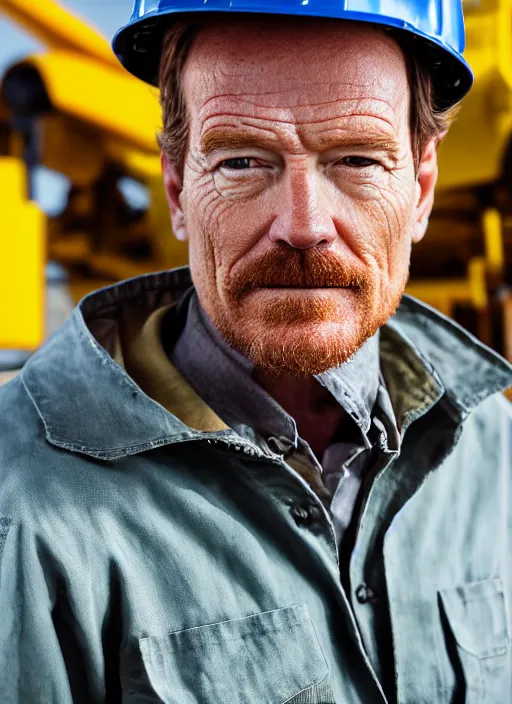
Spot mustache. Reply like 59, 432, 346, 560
227, 248, 368, 300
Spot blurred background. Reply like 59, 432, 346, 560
0, 0, 511, 396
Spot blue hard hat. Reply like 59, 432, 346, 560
112, 0, 473, 108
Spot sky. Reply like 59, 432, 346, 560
0, 1, 134, 212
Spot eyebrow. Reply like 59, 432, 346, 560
316, 135, 399, 154
200, 128, 400, 157
200, 130, 279, 156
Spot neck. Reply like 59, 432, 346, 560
253, 369, 345, 458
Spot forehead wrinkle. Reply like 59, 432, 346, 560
196, 103, 401, 142
192, 90, 406, 136
184, 20, 410, 130
199, 109, 399, 137
191, 73, 409, 157
196, 90, 401, 116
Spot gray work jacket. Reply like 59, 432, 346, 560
0, 267, 511, 704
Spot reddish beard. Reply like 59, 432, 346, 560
207, 247, 402, 376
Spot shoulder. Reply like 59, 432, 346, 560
451, 393, 511, 474
0, 372, 45, 456
463, 392, 511, 435
0, 372, 99, 531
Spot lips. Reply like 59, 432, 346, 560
259, 284, 351, 288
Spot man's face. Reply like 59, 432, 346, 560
164, 18, 438, 375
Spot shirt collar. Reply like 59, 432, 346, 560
21, 267, 512, 459
170, 291, 296, 446
170, 291, 381, 447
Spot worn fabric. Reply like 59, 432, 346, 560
0, 267, 511, 704
171, 290, 400, 539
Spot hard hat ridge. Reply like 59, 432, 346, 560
112, 0, 474, 109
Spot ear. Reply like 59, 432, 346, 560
162, 154, 187, 241
412, 136, 439, 244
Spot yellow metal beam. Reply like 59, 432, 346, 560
0, 0, 121, 72
406, 279, 474, 318
12, 52, 161, 155
482, 207, 505, 276
0, 158, 45, 350
437, 0, 512, 191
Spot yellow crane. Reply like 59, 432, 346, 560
0, 0, 511, 382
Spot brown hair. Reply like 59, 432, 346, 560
157, 17, 200, 176
157, 18, 459, 175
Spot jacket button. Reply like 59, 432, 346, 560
290, 504, 323, 527
355, 583, 377, 604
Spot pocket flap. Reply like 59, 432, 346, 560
139, 604, 329, 704
439, 578, 510, 658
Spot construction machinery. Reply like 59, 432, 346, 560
0, 0, 511, 393
407, 0, 512, 368
0, 0, 186, 356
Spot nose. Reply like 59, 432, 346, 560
268, 165, 337, 249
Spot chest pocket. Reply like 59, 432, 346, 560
439, 578, 511, 704
138, 604, 334, 704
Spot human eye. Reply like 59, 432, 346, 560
219, 157, 263, 170
213, 155, 274, 200
339, 156, 380, 168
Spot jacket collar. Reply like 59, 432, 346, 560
22, 269, 236, 460
382, 295, 512, 420
21, 268, 512, 459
